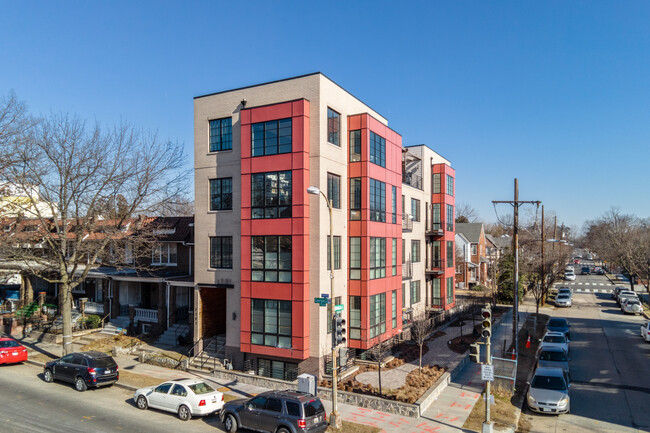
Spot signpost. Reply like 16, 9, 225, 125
481, 364, 494, 382
334, 304, 344, 312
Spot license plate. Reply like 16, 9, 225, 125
12, 352, 18, 356
211, 399, 216, 403
105, 369, 111, 374
542, 408, 552, 412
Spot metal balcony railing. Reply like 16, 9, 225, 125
426, 259, 445, 274
402, 172, 423, 190
402, 260, 413, 280
402, 214, 413, 232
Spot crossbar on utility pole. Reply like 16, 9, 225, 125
492, 178, 540, 369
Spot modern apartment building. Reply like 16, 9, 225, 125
193, 73, 455, 378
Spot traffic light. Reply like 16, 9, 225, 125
334, 313, 347, 346
469, 343, 480, 363
481, 307, 492, 339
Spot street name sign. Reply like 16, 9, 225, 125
334, 304, 344, 312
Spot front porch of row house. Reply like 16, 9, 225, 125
70, 276, 193, 338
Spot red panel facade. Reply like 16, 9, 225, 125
432, 163, 456, 310
347, 114, 403, 350
240, 99, 311, 360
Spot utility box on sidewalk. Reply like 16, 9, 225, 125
297, 373, 317, 396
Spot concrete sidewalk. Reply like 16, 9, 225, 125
7, 306, 522, 433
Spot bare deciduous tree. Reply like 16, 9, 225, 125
455, 202, 480, 223
0, 110, 186, 355
411, 318, 435, 373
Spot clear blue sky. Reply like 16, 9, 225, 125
2, 1, 649, 231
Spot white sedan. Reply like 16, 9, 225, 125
539, 331, 570, 355
641, 322, 650, 342
134, 378, 224, 421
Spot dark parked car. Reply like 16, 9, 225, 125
220, 389, 327, 433
547, 318, 570, 340
44, 351, 118, 391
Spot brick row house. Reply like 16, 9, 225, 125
193, 73, 456, 379
455, 223, 489, 288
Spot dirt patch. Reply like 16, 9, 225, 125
118, 370, 163, 389
463, 389, 517, 431
327, 421, 381, 433
81, 334, 151, 353
447, 325, 481, 354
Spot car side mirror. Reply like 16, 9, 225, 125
526, 381, 530, 385
247, 403, 253, 410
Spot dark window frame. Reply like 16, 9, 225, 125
349, 296, 361, 340
369, 292, 386, 338
251, 118, 292, 157
210, 236, 233, 269
209, 117, 232, 152
327, 173, 341, 209
327, 108, 340, 146
349, 129, 361, 162
251, 236, 292, 283
350, 178, 361, 220
210, 177, 232, 211
251, 171, 292, 219
327, 236, 341, 270
369, 179, 386, 222
370, 237, 386, 280
251, 299, 292, 349
369, 131, 386, 167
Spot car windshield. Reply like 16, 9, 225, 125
93, 357, 116, 368
532, 375, 567, 391
557, 295, 570, 300
303, 399, 325, 417
543, 336, 566, 343
0, 340, 20, 348
558, 290, 571, 294
188, 382, 215, 395
548, 319, 567, 327
540, 351, 567, 362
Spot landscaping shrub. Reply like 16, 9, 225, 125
84, 314, 101, 329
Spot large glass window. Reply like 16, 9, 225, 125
447, 241, 454, 268
327, 108, 340, 146
446, 277, 454, 305
210, 178, 232, 211
447, 204, 454, 231
369, 179, 386, 222
410, 280, 421, 305
327, 236, 341, 270
209, 118, 232, 152
251, 118, 292, 156
432, 203, 441, 231
369, 131, 386, 167
350, 178, 361, 220
258, 358, 298, 381
349, 237, 361, 280
349, 130, 361, 162
369, 293, 386, 338
433, 173, 441, 194
432, 278, 441, 305
411, 198, 420, 222
446, 175, 454, 196
251, 299, 292, 349
392, 290, 397, 328
210, 236, 232, 269
152, 243, 177, 265
327, 173, 341, 209
349, 296, 361, 339
251, 236, 292, 282
411, 240, 420, 263
251, 171, 291, 219
370, 237, 386, 280
391, 186, 397, 224
392, 238, 397, 276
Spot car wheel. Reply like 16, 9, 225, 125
224, 414, 238, 432
43, 369, 53, 383
136, 395, 148, 410
177, 404, 191, 421
74, 376, 87, 392
277, 428, 290, 433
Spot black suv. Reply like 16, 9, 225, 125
220, 389, 327, 433
43, 351, 118, 391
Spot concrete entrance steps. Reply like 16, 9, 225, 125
155, 323, 189, 346
100, 316, 130, 335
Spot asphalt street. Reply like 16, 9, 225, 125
520, 273, 650, 433
0, 363, 227, 433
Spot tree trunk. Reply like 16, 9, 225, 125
25, 275, 33, 305
60, 279, 73, 355
419, 344, 423, 373
378, 360, 382, 398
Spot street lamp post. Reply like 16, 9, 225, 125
307, 186, 341, 429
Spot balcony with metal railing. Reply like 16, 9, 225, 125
425, 258, 445, 275
402, 172, 422, 190
402, 260, 413, 280
402, 214, 413, 232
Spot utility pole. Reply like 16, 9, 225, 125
540, 206, 545, 310
492, 178, 540, 366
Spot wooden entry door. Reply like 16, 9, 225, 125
200, 287, 226, 337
